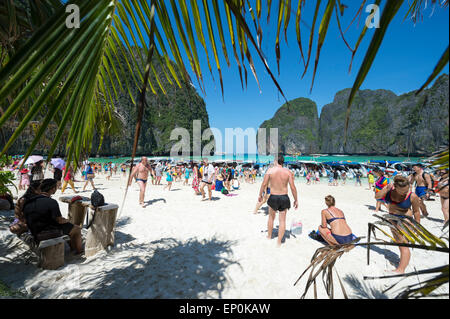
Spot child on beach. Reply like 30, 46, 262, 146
374, 169, 389, 213
19, 168, 30, 190
184, 165, 190, 186
368, 171, 375, 190
164, 168, 174, 191
306, 171, 311, 185
328, 173, 333, 186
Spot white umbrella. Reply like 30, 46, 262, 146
19, 155, 43, 166
51, 158, 66, 170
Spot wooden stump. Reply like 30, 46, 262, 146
59, 196, 90, 227
37, 236, 69, 270
85, 204, 119, 258
68, 201, 88, 227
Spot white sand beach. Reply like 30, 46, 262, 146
1, 171, 448, 299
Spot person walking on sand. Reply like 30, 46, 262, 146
258, 154, 298, 247
82, 162, 96, 192
333, 170, 339, 186
341, 171, 347, 185
355, 171, 362, 187
410, 164, 433, 218
254, 186, 270, 214
375, 175, 421, 274
128, 157, 152, 207
199, 158, 215, 201
436, 169, 449, 223
373, 168, 389, 213
367, 171, 375, 190
61, 166, 78, 194
164, 167, 174, 191
183, 164, 190, 186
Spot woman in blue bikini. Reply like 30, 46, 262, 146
375, 175, 421, 273
318, 195, 356, 245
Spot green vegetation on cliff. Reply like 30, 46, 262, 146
260, 74, 449, 156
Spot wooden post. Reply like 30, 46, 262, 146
37, 236, 69, 270
59, 196, 90, 227
68, 201, 88, 227
85, 204, 119, 258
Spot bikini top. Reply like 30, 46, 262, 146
385, 190, 412, 210
326, 209, 345, 224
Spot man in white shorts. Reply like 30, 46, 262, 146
200, 158, 215, 201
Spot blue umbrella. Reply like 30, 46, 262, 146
51, 158, 65, 170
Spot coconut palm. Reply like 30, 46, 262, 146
0, 0, 448, 170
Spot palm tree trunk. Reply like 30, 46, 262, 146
119, 2, 156, 215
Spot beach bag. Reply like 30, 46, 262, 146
221, 188, 229, 195
91, 190, 105, 208
290, 220, 303, 235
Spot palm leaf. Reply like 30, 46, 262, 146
416, 46, 449, 94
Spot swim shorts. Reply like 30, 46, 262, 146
267, 194, 291, 212
415, 186, 428, 199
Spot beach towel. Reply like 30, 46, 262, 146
225, 193, 238, 197
375, 176, 388, 192
308, 230, 326, 244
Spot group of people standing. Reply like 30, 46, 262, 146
371, 164, 449, 223
370, 164, 448, 274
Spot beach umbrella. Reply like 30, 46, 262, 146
51, 158, 66, 170
18, 155, 44, 166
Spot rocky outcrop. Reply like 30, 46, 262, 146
259, 98, 319, 154
259, 74, 449, 156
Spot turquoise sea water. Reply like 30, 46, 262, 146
89, 154, 425, 164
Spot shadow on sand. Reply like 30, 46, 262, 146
261, 226, 296, 243
143, 198, 167, 207
77, 237, 240, 298
367, 245, 400, 267
343, 274, 389, 299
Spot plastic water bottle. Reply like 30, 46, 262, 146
291, 220, 303, 235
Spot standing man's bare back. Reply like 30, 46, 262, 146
259, 154, 298, 246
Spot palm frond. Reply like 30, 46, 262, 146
294, 237, 361, 299
297, 213, 449, 299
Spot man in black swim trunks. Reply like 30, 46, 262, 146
258, 154, 298, 246
129, 157, 153, 207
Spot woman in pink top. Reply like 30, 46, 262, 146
19, 168, 30, 190
61, 166, 78, 194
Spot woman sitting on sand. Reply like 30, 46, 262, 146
318, 195, 356, 245
375, 175, 421, 274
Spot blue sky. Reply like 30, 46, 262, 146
116, 1, 449, 154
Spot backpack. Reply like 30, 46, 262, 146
413, 171, 434, 188
91, 190, 105, 208
221, 188, 229, 195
